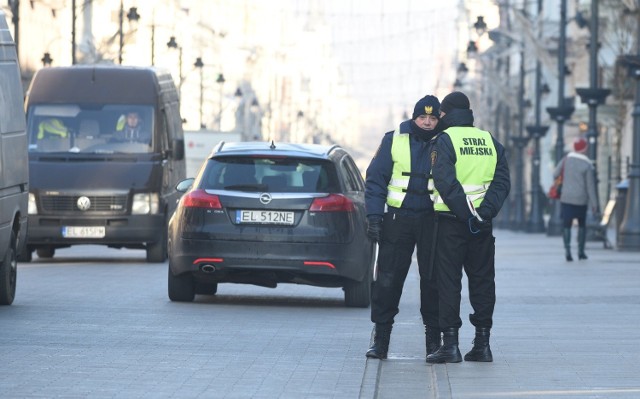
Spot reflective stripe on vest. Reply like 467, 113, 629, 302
430, 127, 497, 212
386, 130, 411, 208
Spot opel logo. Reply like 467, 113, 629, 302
77, 196, 91, 211
259, 193, 272, 205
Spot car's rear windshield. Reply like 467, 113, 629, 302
201, 156, 340, 193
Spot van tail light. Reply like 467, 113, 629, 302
309, 194, 355, 212
182, 189, 222, 209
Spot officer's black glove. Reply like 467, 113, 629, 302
366, 215, 383, 242
469, 216, 492, 234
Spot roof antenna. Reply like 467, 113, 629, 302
270, 140, 276, 149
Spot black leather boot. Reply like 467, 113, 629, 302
563, 228, 573, 261
425, 327, 462, 363
464, 327, 493, 362
578, 227, 588, 260
425, 325, 441, 357
366, 324, 392, 360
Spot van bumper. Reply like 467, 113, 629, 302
26, 214, 165, 246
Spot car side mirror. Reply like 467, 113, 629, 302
172, 138, 185, 160
176, 178, 194, 192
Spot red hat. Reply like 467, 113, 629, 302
573, 137, 588, 152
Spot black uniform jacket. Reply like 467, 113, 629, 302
365, 119, 439, 218
430, 108, 511, 221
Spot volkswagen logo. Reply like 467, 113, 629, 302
259, 193, 272, 205
77, 196, 91, 211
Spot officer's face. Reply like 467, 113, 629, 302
127, 113, 140, 128
414, 114, 439, 130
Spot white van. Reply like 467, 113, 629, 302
0, 11, 29, 305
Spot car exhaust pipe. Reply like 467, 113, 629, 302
200, 264, 217, 273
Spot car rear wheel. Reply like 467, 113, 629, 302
36, 247, 55, 259
344, 245, 374, 308
344, 275, 371, 308
168, 266, 195, 302
0, 231, 18, 305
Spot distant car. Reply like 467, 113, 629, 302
167, 141, 374, 307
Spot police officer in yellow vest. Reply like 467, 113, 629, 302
364, 95, 442, 360
425, 91, 510, 364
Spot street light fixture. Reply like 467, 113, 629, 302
467, 41, 478, 55
41, 52, 53, 67
474, 16, 487, 37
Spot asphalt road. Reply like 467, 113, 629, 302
1, 245, 377, 398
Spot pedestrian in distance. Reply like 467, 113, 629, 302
425, 91, 510, 364
364, 94, 442, 361
553, 136, 598, 261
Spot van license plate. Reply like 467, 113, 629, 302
62, 226, 106, 238
237, 210, 295, 225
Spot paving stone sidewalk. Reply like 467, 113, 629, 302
361, 229, 640, 399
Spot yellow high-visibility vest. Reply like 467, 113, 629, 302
37, 119, 68, 139
430, 126, 497, 212
386, 130, 411, 208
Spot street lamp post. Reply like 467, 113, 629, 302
617, 14, 640, 251
525, 0, 549, 233
194, 57, 205, 129
545, 0, 574, 237
575, 0, 610, 241
510, 44, 529, 231
166, 36, 183, 99
216, 73, 226, 132
71, 0, 76, 64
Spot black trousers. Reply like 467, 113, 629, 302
370, 212, 439, 328
434, 215, 496, 330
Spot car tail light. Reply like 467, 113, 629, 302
309, 194, 355, 212
182, 189, 222, 209
304, 261, 336, 269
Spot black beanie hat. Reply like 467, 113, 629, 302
412, 95, 440, 120
440, 91, 470, 114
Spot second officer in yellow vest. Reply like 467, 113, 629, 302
364, 95, 442, 360
425, 91, 511, 364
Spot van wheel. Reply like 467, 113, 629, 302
0, 232, 18, 305
36, 247, 55, 259
168, 266, 195, 302
147, 219, 168, 263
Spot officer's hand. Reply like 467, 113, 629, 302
366, 215, 383, 242
476, 206, 492, 221
469, 216, 491, 234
